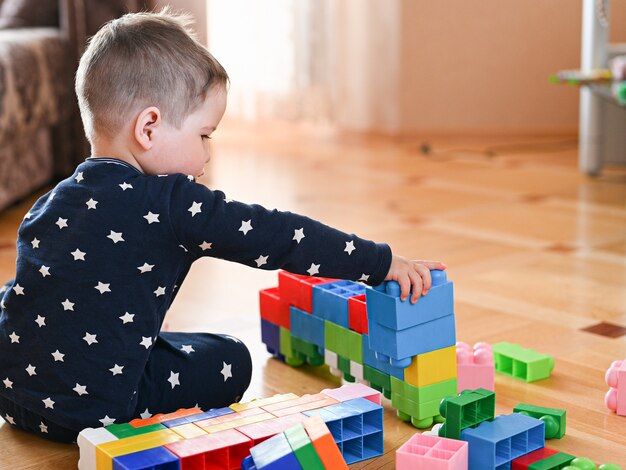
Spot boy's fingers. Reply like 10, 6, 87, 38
417, 260, 447, 270
414, 263, 432, 294
398, 276, 411, 302
408, 270, 423, 303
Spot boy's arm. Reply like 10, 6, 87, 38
168, 177, 392, 286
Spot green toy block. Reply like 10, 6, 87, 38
346, 328, 363, 364
391, 391, 441, 428
390, 376, 457, 404
324, 321, 351, 358
514, 403, 566, 439
105, 422, 165, 438
529, 451, 575, 470
336, 354, 355, 382
363, 365, 391, 399
438, 388, 495, 440
492, 342, 555, 382
284, 423, 325, 470
291, 336, 325, 366
280, 327, 305, 366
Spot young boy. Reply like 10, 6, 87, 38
0, 10, 445, 443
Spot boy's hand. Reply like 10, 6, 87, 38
385, 255, 447, 304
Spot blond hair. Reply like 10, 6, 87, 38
75, 8, 228, 144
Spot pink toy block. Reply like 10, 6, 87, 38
321, 383, 382, 406
605, 358, 626, 416
396, 433, 468, 470
165, 428, 252, 469
236, 413, 309, 445
456, 341, 495, 393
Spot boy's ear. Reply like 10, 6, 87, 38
134, 106, 162, 150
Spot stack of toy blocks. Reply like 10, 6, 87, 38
492, 342, 554, 382
456, 342, 495, 393
396, 433, 468, 469
77, 384, 383, 470
605, 358, 626, 416
259, 269, 458, 429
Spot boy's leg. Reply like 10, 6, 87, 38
133, 332, 252, 417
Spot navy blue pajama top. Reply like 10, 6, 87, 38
0, 158, 392, 430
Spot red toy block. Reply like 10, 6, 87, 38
259, 287, 290, 329
236, 413, 308, 445
605, 358, 626, 416
129, 408, 203, 428
303, 415, 348, 470
278, 271, 335, 313
165, 428, 252, 470
456, 341, 495, 393
322, 383, 382, 406
396, 433, 468, 470
511, 447, 558, 469
348, 294, 368, 334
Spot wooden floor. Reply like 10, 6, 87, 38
1, 120, 626, 468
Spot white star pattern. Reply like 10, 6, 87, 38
119, 182, 133, 191
31, 238, 40, 248
35, 315, 46, 327
199, 241, 212, 251
39, 422, 48, 433
49, 192, 56, 201
107, 231, 124, 243
71, 248, 86, 261
23, 212, 32, 219
55, 217, 68, 229
143, 212, 160, 224
188, 201, 202, 217
307, 263, 320, 276
168, 371, 180, 389
140, 409, 152, 419
86, 198, 98, 210
109, 364, 124, 375
83, 333, 98, 345
3, 378, 13, 389
75, 172, 84, 183
9, 332, 19, 343
39, 265, 50, 277
181, 345, 195, 354
119, 312, 134, 324
51, 350, 65, 362
221, 362, 232, 382
154, 286, 165, 297
25, 365, 36, 376
179, 244, 188, 252
61, 299, 75, 311
42, 397, 55, 409
255, 255, 269, 267
358, 274, 370, 282
344, 240, 356, 255
140, 337, 153, 349
13, 284, 24, 295
187, 175, 194, 181
137, 263, 154, 273
239, 220, 253, 235
293, 228, 305, 243
99, 416, 115, 426
73, 384, 88, 396
94, 282, 111, 294
5, 414, 15, 425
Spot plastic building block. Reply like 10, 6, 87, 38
511, 447, 559, 470
278, 271, 335, 313
605, 358, 626, 416
396, 433, 468, 470
561, 458, 623, 470
280, 327, 306, 367
348, 293, 368, 334
169, 423, 208, 439
248, 429, 302, 469
362, 334, 404, 380
438, 388, 495, 440
349, 361, 366, 383
262, 393, 339, 418
461, 413, 545, 469
198, 411, 275, 434
112, 446, 180, 470
237, 413, 309, 446
261, 318, 283, 359
231, 394, 299, 413
492, 342, 555, 382
106, 423, 166, 439
456, 341, 495, 393
130, 408, 203, 428
312, 280, 365, 327
324, 320, 363, 364
527, 451, 575, 469
290, 306, 325, 350
363, 365, 392, 399
404, 345, 457, 388
78, 427, 118, 470
337, 355, 353, 381
321, 383, 381, 406
96, 429, 183, 470
302, 415, 348, 470
259, 287, 290, 329
390, 376, 454, 429
284, 423, 325, 469
366, 270, 455, 367
162, 407, 234, 428
513, 403, 566, 439
291, 336, 325, 366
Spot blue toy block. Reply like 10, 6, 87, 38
312, 281, 366, 327
241, 455, 257, 470
290, 306, 325, 350
261, 318, 283, 359
112, 446, 180, 470
461, 413, 545, 470
161, 407, 234, 428
249, 431, 303, 469
362, 334, 404, 380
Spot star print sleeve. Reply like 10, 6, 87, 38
167, 176, 392, 285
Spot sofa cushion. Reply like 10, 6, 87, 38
0, 0, 58, 29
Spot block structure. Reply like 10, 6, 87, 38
77, 384, 380, 470
513, 403, 566, 439
492, 342, 554, 382
605, 358, 626, 416
259, 269, 459, 429
456, 341, 495, 393
396, 433, 468, 470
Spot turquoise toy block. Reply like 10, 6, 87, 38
290, 306, 325, 350
461, 413, 545, 470
513, 403, 566, 439
312, 280, 366, 327
438, 388, 495, 440
492, 342, 555, 382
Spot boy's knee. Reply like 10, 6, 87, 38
221, 335, 252, 402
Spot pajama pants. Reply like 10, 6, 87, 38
0, 332, 253, 443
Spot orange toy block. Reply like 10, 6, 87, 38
303, 415, 349, 470
129, 407, 202, 428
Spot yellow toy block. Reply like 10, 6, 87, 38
404, 345, 457, 388
95, 428, 182, 470
229, 393, 299, 412
170, 423, 208, 439
200, 411, 275, 434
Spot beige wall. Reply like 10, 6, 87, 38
155, 0, 207, 45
